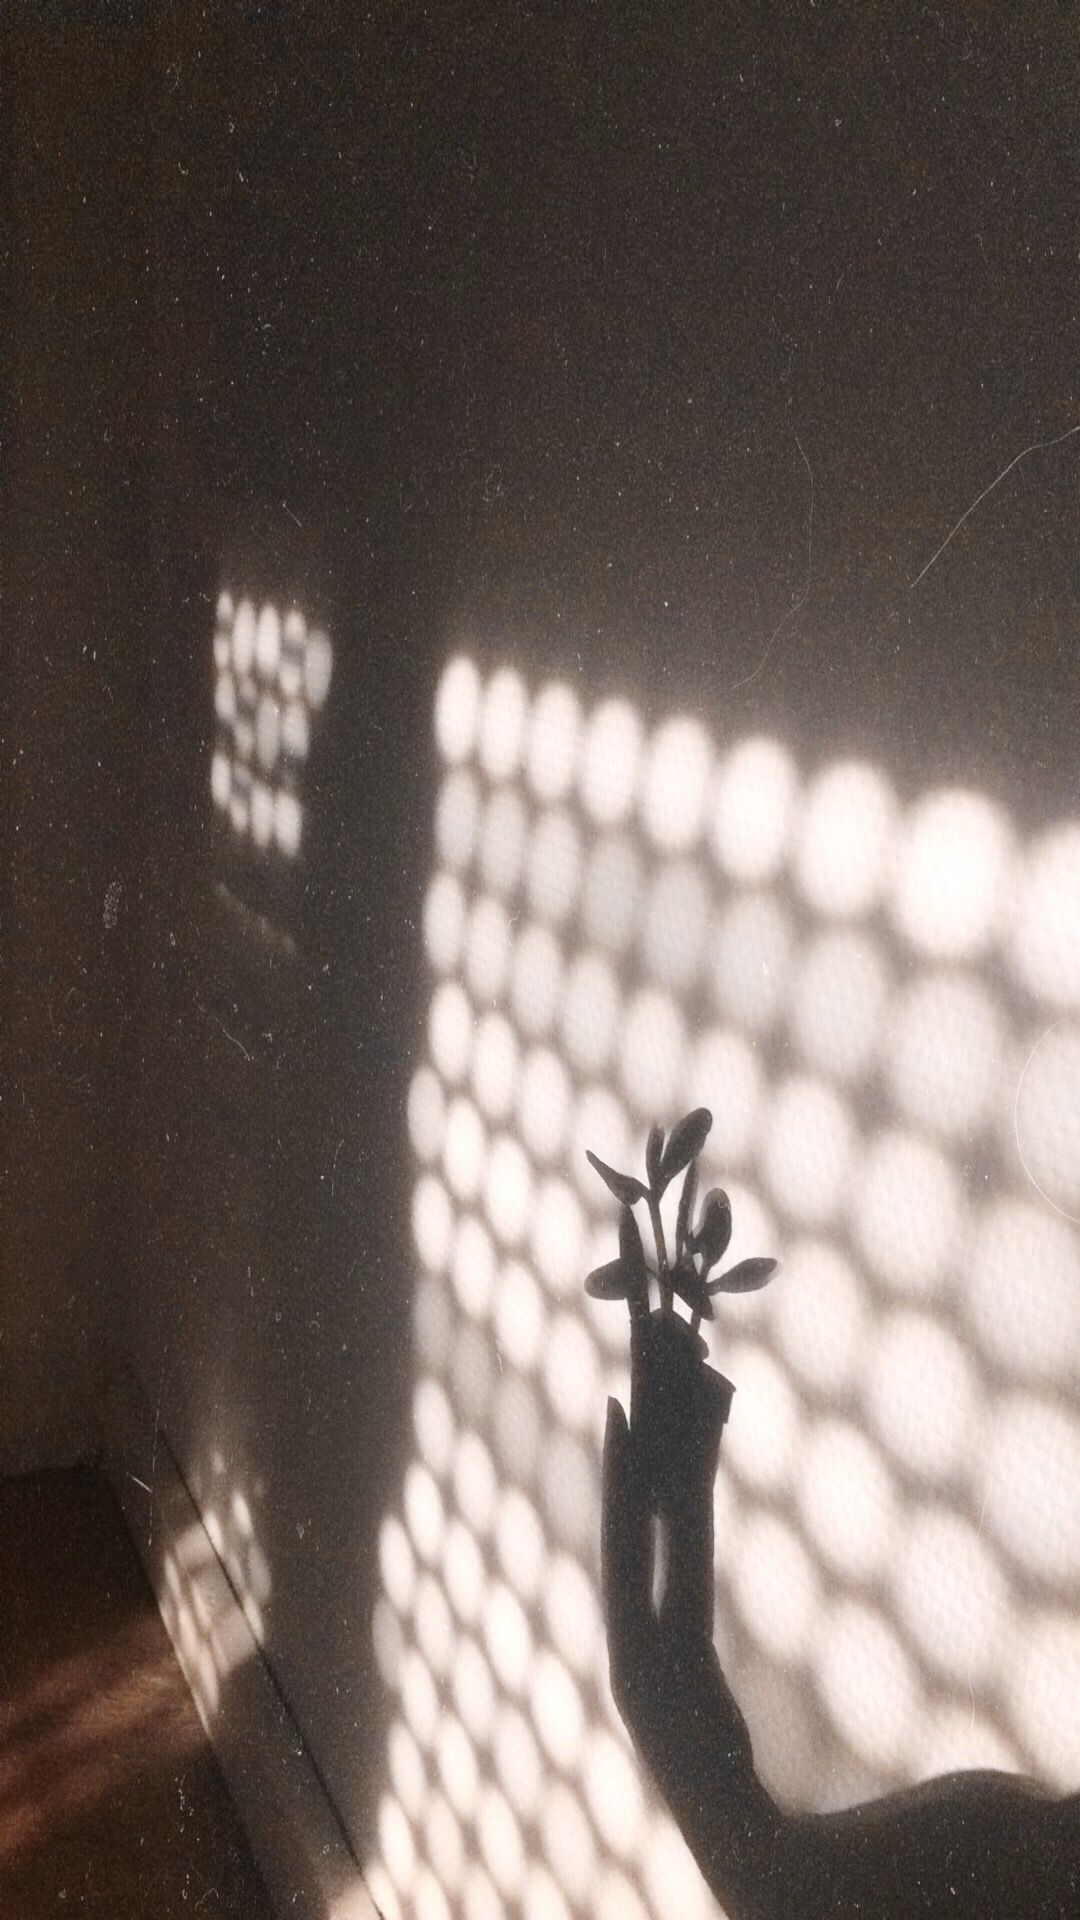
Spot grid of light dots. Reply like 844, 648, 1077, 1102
209, 590, 334, 859
365, 654, 1080, 1920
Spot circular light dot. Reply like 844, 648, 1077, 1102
540, 1782, 597, 1905
886, 972, 1004, 1138
404, 1463, 445, 1564
762, 1073, 854, 1224
540, 1432, 596, 1552
641, 1815, 714, 1920
526, 682, 582, 802
255, 603, 281, 678
232, 599, 257, 674
412, 1178, 454, 1274
581, 1730, 644, 1860
493, 1703, 544, 1819
711, 736, 798, 882
642, 861, 712, 989
569, 1087, 635, 1211
216, 589, 235, 626
721, 1344, 798, 1494
866, 1312, 978, 1482
543, 1313, 600, 1432
683, 1027, 763, 1170
798, 1419, 897, 1581
408, 1067, 447, 1164
965, 1198, 1080, 1383
894, 789, 1013, 959
426, 979, 473, 1098
595, 1867, 650, 1920
453, 1431, 498, 1536
510, 925, 564, 1037
795, 762, 897, 917
450, 1213, 497, 1321
895, 1506, 1009, 1687
436, 1714, 479, 1818
436, 769, 482, 871
210, 750, 231, 808
561, 953, 621, 1076
484, 1581, 534, 1694
423, 872, 467, 974
253, 698, 282, 771
451, 1634, 495, 1739
304, 628, 333, 710
542, 1553, 602, 1675
471, 1011, 520, 1121
378, 1793, 416, 1892
729, 1510, 821, 1663
580, 700, 643, 825
712, 893, 794, 1031
444, 1525, 486, 1630
443, 1098, 487, 1204
462, 1866, 502, 1920
619, 989, 686, 1117
214, 672, 237, 725
479, 668, 528, 781
400, 1648, 440, 1748
789, 929, 889, 1081
773, 1239, 866, 1394
435, 656, 482, 764
641, 716, 713, 850
523, 1866, 572, 1920
978, 1392, 1080, 1583
494, 1258, 547, 1370
1013, 1020, 1080, 1217
517, 1048, 571, 1162
532, 1649, 585, 1768
371, 1597, 404, 1686
414, 1572, 454, 1675
378, 1516, 416, 1615
281, 700, 310, 760
465, 896, 512, 1002
477, 1785, 525, 1896
1006, 1610, 1080, 1789
854, 1130, 965, 1297
527, 809, 582, 923
423, 1794, 465, 1898
388, 1719, 427, 1819
495, 1487, 546, 1601
1012, 823, 1080, 1006
274, 791, 302, 857
479, 785, 528, 897
483, 1134, 534, 1246
581, 835, 643, 953
816, 1602, 917, 1769
250, 781, 274, 848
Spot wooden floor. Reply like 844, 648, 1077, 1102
0, 1465, 274, 1918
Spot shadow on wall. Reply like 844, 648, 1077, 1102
357, 653, 1080, 1920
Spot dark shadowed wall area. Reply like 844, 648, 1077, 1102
3, 7, 1079, 1918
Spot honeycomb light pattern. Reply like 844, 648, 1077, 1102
161, 1451, 272, 1730
209, 589, 334, 859
365, 655, 1080, 1920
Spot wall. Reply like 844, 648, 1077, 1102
1, 23, 149, 1471
5, 6, 1079, 1917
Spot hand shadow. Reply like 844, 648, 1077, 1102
603, 1398, 1080, 1920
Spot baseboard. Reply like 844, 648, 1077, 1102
100, 1355, 379, 1920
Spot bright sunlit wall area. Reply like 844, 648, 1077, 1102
364, 651, 1080, 1920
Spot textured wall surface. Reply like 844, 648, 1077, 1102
3, 7, 1078, 1915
